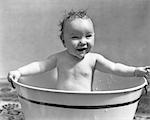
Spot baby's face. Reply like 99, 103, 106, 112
63, 18, 95, 59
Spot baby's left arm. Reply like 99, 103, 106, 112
94, 53, 150, 78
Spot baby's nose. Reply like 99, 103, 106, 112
79, 41, 87, 47
79, 38, 87, 46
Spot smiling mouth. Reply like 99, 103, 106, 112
76, 48, 87, 52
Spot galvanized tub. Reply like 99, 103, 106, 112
12, 76, 147, 120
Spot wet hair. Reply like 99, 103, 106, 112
59, 9, 91, 46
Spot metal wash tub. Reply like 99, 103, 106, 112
12, 76, 147, 120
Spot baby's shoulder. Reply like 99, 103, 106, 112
47, 51, 64, 60
87, 52, 107, 64
55, 50, 67, 58
86, 52, 104, 59
84, 52, 104, 67
49, 50, 69, 61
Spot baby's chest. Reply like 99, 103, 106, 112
57, 55, 95, 76
73, 64, 92, 76
59, 61, 93, 77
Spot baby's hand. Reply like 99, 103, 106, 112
7, 70, 21, 88
134, 66, 150, 78
134, 66, 150, 84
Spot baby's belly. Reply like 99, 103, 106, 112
56, 79, 91, 91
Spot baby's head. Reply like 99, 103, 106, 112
59, 10, 95, 59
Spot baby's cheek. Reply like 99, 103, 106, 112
72, 41, 79, 46
87, 43, 93, 50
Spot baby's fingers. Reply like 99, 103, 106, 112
145, 66, 150, 75
7, 73, 13, 82
144, 66, 150, 85
145, 66, 150, 71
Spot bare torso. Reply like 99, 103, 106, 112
55, 51, 96, 91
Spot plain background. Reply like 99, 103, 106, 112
1, 0, 150, 89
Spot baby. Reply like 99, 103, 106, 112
8, 10, 150, 91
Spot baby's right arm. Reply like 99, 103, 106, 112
7, 54, 57, 83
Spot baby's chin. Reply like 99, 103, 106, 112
67, 49, 89, 59
76, 54, 85, 59
69, 52, 85, 60
75, 51, 88, 59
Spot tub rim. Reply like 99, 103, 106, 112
12, 77, 148, 95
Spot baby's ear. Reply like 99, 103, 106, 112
60, 34, 66, 47
62, 39, 66, 47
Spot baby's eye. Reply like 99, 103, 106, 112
86, 34, 92, 38
71, 36, 79, 39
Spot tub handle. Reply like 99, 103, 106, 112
8, 77, 20, 89
9, 79, 16, 89
143, 76, 149, 94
